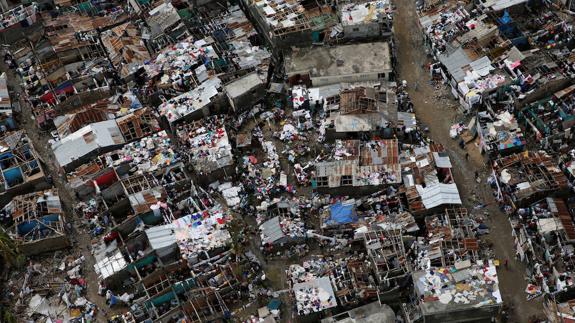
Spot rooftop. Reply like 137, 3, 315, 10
285, 42, 392, 78
413, 262, 502, 315
52, 120, 125, 168
321, 301, 395, 323
341, 0, 392, 27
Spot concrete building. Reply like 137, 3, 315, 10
321, 301, 395, 323
340, 0, 393, 40
285, 42, 393, 86
240, 0, 337, 49
314, 139, 401, 192
224, 71, 267, 112
6, 189, 70, 256
412, 262, 503, 322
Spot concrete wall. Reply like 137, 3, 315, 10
0, 176, 50, 208
315, 184, 383, 196
517, 77, 571, 108
55, 88, 113, 115
422, 305, 501, 323
240, 0, 313, 50
19, 235, 71, 256
311, 72, 385, 87
0, 21, 43, 45
343, 23, 380, 39
226, 82, 266, 112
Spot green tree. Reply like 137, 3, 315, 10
0, 228, 20, 268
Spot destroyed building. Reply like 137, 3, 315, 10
0, 0, 543, 321
321, 85, 398, 140
313, 139, 401, 192
518, 84, 575, 153
543, 287, 575, 323
52, 105, 160, 172
339, 0, 393, 40
176, 116, 234, 179
477, 109, 525, 158
400, 144, 462, 215
416, 207, 480, 270
101, 22, 151, 80
412, 261, 503, 323
5, 189, 69, 255
492, 151, 569, 208
240, 0, 337, 49
510, 197, 575, 296
145, 5, 270, 119
0, 130, 46, 200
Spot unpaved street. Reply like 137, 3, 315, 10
393, 0, 544, 321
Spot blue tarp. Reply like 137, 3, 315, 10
326, 202, 355, 226
499, 10, 512, 25
268, 298, 281, 310
17, 214, 60, 235
4, 167, 23, 187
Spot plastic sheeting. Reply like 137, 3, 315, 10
326, 201, 355, 226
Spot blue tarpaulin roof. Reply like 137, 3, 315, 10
268, 298, 281, 310
326, 202, 355, 226
499, 10, 512, 24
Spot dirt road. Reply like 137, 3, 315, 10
393, 0, 544, 321
1, 60, 116, 321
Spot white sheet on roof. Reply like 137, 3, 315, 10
52, 120, 125, 168
94, 251, 127, 279
416, 183, 461, 209
146, 224, 177, 251
482, 0, 528, 11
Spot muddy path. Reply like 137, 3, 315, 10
393, 0, 544, 321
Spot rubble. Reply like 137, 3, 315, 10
6, 0, 575, 322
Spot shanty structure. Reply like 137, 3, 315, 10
324, 85, 398, 138
6, 189, 70, 255
401, 144, 462, 215
412, 262, 502, 322
314, 139, 401, 192
493, 151, 569, 208
0, 130, 45, 196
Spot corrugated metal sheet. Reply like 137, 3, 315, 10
432, 152, 453, 168
146, 224, 177, 251
438, 47, 472, 82
416, 183, 462, 210
483, 0, 528, 11
53, 120, 125, 168
551, 198, 575, 241
260, 216, 286, 244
